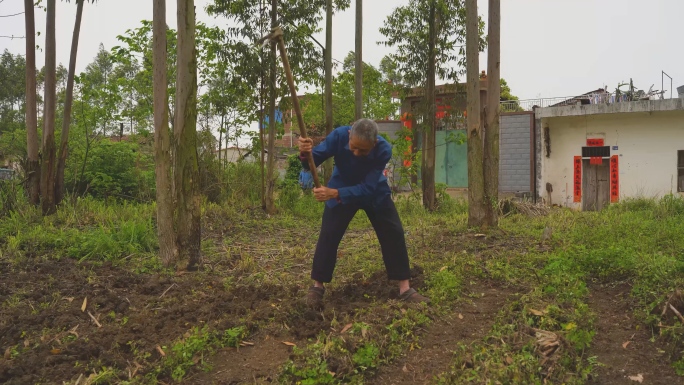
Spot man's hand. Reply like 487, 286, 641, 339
298, 137, 313, 154
313, 186, 339, 202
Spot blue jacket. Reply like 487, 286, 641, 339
301, 126, 392, 208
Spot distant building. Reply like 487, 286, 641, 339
214, 146, 256, 163
396, 78, 535, 196
536, 98, 684, 210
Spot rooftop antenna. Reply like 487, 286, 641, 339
662, 71, 673, 99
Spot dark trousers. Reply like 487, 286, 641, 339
311, 195, 411, 283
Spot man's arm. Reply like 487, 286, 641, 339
299, 131, 337, 170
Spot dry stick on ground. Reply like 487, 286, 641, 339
159, 283, 176, 299
661, 291, 679, 317
87, 311, 101, 328
668, 304, 684, 324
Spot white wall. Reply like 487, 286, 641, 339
216, 148, 255, 163
540, 110, 684, 208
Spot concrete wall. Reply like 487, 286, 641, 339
538, 109, 684, 208
381, 115, 535, 193
376, 120, 403, 140
375, 116, 536, 194
499, 113, 534, 193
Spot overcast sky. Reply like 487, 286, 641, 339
1, 0, 683, 101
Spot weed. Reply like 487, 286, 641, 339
674, 357, 684, 376
85, 366, 118, 384
220, 326, 247, 348
352, 343, 380, 371
426, 268, 461, 303
3, 293, 21, 308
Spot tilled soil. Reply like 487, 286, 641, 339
0, 257, 296, 384
184, 267, 427, 384
0, 257, 423, 384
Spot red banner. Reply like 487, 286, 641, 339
573, 156, 582, 203
590, 156, 602, 165
436, 104, 453, 120
587, 138, 604, 147
610, 155, 619, 203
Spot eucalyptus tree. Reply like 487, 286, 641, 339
379, 0, 485, 211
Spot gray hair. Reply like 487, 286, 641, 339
350, 118, 379, 143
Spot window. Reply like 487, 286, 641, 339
678, 150, 684, 192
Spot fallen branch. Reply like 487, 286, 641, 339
498, 199, 550, 218
159, 283, 176, 299
661, 291, 678, 317
130, 361, 142, 378
669, 304, 684, 324
87, 311, 101, 328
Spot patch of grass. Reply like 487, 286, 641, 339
434, 195, 684, 382
426, 268, 461, 303
437, 274, 595, 384
145, 325, 247, 383
85, 366, 119, 384
280, 305, 432, 384
0, 197, 158, 265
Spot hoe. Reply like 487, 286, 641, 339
257, 26, 321, 189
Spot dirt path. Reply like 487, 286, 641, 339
185, 332, 294, 385
367, 281, 518, 385
586, 283, 679, 385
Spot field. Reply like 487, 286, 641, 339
2, 193, 684, 384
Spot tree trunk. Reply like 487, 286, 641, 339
484, 0, 501, 227
55, 0, 85, 206
323, 0, 333, 184
174, 0, 202, 270
422, 0, 437, 211
154, 0, 177, 268
263, 0, 278, 214
465, 0, 485, 227
75, 100, 92, 202
354, 0, 363, 121
24, 0, 40, 206
259, 81, 266, 207
40, 0, 57, 216
257, 0, 266, 208
218, 114, 223, 169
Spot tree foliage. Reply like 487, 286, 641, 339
378, 0, 486, 89
0, 51, 27, 144
206, 0, 349, 115
298, 52, 399, 131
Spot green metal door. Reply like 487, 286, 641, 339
435, 130, 468, 188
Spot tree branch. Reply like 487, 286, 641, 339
0, 35, 26, 39
0, 12, 25, 17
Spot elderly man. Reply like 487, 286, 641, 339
298, 118, 429, 308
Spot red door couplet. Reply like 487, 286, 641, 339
573, 156, 582, 203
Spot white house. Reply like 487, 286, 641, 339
214, 146, 256, 164
536, 98, 684, 210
